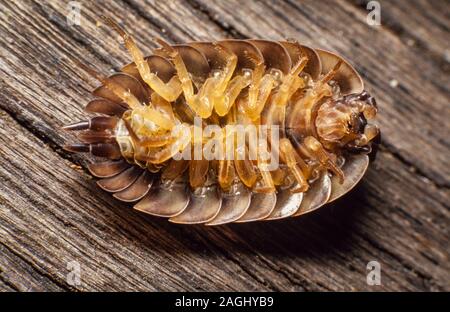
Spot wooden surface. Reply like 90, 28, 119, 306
0, 0, 449, 291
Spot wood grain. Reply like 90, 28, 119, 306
0, 0, 448, 291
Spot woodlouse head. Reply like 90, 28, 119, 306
316, 91, 379, 156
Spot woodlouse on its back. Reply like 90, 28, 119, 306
63, 17, 380, 225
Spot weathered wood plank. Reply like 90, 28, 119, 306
0, 0, 448, 291
0, 242, 63, 291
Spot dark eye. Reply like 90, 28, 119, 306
358, 114, 367, 132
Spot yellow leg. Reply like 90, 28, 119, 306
150, 93, 176, 121
211, 44, 238, 95
279, 138, 310, 192
156, 39, 194, 97
319, 60, 343, 85
241, 54, 277, 120
124, 120, 173, 148
77, 61, 143, 109
271, 167, 287, 186
234, 141, 257, 188
196, 78, 216, 118
103, 17, 182, 102
139, 124, 192, 164
158, 40, 240, 119
272, 56, 308, 107
212, 48, 261, 117
132, 106, 175, 131
214, 75, 251, 116
218, 159, 236, 191
157, 39, 216, 118
189, 159, 209, 189
303, 136, 344, 182
162, 159, 189, 181
102, 79, 142, 109
244, 73, 276, 120
254, 157, 276, 193
247, 58, 265, 107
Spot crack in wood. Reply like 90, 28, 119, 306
0, 105, 86, 173
185, 0, 247, 39
0, 242, 74, 292
121, 0, 189, 43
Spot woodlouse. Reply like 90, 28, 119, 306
63, 17, 380, 225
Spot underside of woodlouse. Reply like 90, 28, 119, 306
63, 17, 380, 225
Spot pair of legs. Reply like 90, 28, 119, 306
105, 17, 254, 120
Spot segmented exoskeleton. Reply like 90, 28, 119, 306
63, 17, 380, 225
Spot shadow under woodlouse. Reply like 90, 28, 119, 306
99, 177, 372, 260
209, 181, 371, 258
